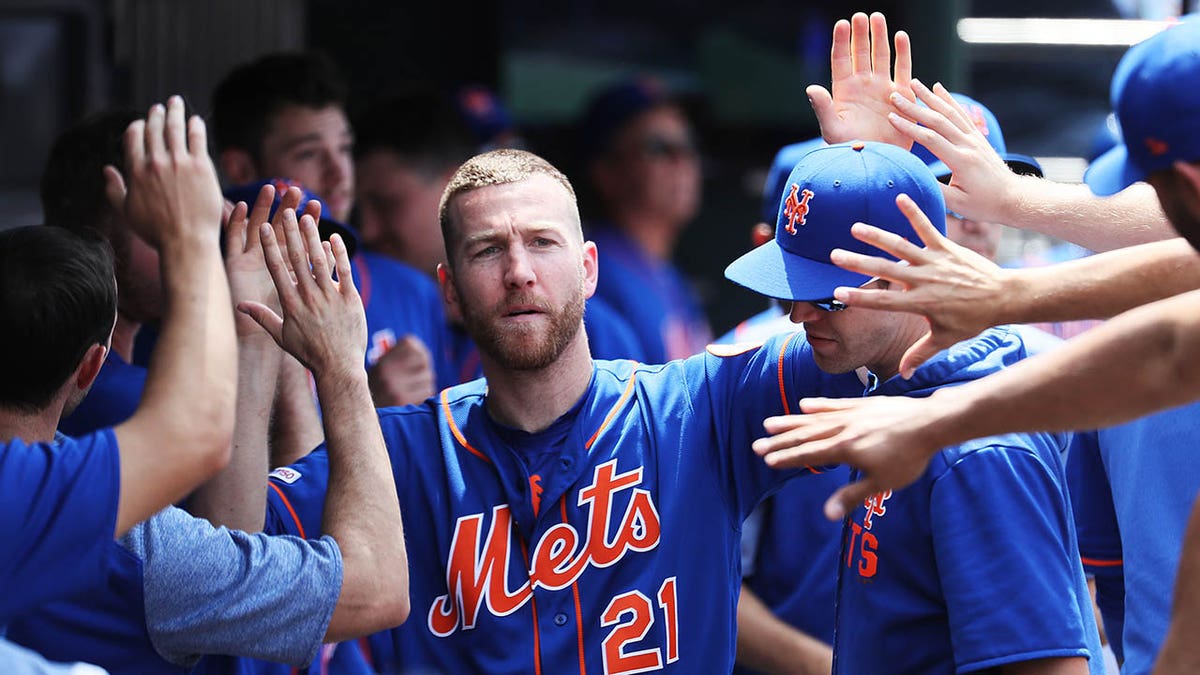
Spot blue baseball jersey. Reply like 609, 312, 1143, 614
58, 352, 146, 436
833, 327, 1103, 675
1066, 401, 1200, 674
353, 251, 457, 391
448, 297, 647, 384
588, 224, 712, 364
267, 333, 858, 674
0, 431, 120, 624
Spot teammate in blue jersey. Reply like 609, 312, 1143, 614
580, 78, 713, 363
9, 100, 410, 674
725, 140, 1103, 674
211, 51, 455, 408
262, 147, 865, 674
0, 97, 238, 669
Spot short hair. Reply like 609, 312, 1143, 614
354, 89, 476, 176
438, 149, 578, 259
210, 51, 348, 162
0, 225, 116, 412
40, 109, 140, 267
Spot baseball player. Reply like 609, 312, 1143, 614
263, 147, 862, 674
725, 141, 1104, 674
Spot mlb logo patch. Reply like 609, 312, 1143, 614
269, 467, 302, 484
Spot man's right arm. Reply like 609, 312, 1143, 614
109, 97, 236, 536
736, 585, 832, 675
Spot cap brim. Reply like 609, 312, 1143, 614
924, 154, 1043, 182
318, 217, 359, 258
724, 240, 873, 301
1084, 143, 1145, 196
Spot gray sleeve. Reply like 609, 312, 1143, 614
121, 507, 343, 668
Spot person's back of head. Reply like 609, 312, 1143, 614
41, 109, 139, 243
0, 226, 116, 413
354, 89, 477, 272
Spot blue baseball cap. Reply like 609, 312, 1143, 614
910, 93, 1042, 180
761, 138, 826, 223
726, 141, 945, 301
1084, 16, 1200, 196
223, 178, 359, 258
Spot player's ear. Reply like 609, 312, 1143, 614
582, 240, 598, 300
437, 263, 463, 322
74, 343, 108, 391
219, 148, 258, 186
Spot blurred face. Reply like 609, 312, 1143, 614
599, 105, 701, 228
116, 230, 162, 322
440, 175, 597, 372
1148, 164, 1200, 252
944, 213, 1002, 261
259, 105, 354, 221
356, 149, 450, 276
788, 280, 925, 380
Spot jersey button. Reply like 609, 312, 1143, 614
554, 613, 569, 626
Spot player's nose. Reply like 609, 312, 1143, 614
789, 301, 822, 323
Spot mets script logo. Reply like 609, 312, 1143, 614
783, 184, 815, 235
428, 460, 662, 636
862, 490, 892, 530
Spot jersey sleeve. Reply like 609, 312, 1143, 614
1064, 429, 1124, 661
127, 506, 342, 668
695, 333, 861, 524
930, 446, 1094, 672
264, 448, 332, 539
0, 431, 120, 621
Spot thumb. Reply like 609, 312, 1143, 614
102, 165, 127, 213
898, 332, 941, 379
825, 479, 874, 522
237, 301, 285, 346
806, 85, 839, 141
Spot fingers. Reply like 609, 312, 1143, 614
806, 85, 839, 142
259, 222, 301, 311
187, 113, 208, 158
894, 194, 947, 250
280, 210, 320, 302
825, 480, 877, 521
237, 301, 285, 346
849, 12, 870, 74
303, 198, 322, 224
869, 12, 890, 77
848, 219, 934, 262
224, 201, 249, 254
164, 96, 187, 160
144, 103, 166, 164
272, 186, 304, 234
299, 213, 333, 290
330, 234, 359, 300
102, 165, 128, 214
893, 31, 912, 93
246, 184, 277, 249
829, 20, 852, 83
124, 119, 146, 172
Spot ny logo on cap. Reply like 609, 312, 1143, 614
783, 184, 815, 235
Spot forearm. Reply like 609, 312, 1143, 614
117, 241, 236, 533
1152, 496, 1200, 674
1005, 180, 1171, 253
270, 355, 325, 468
187, 335, 280, 531
1005, 238, 1200, 324
318, 368, 409, 640
934, 289, 1200, 445
736, 585, 832, 675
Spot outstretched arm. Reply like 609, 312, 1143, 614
888, 80, 1173, 251
753, 288, 1200, 520
825, 193, 1200, 376
809, 12, 914, 149
241, 209, 409, 638
737, 585, 832, 674
110, 97, 236, 536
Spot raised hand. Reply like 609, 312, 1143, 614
367, 335, 436, 407
752, 393, 952, 521
225, 184, 280, 338
239, 208, 366, 379
827, 193, 1011, 378
104, 96, 224, 248
808, 12, 914, 148
887, 80, 1028, 224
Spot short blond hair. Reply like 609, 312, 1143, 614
439, 149, 578, 261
